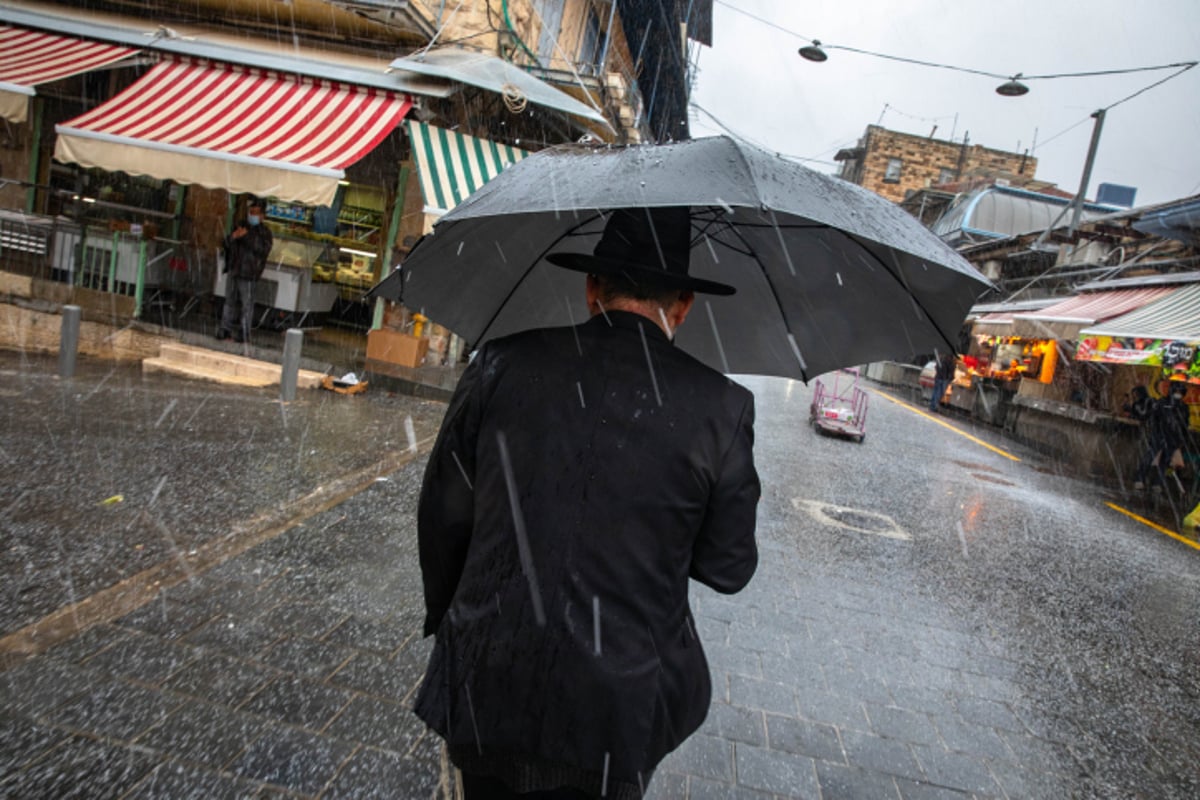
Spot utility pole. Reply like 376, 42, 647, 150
1067, 109, 1106, 236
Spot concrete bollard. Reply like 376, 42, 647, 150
59, 305, 81, 378
280, 328, 303, 402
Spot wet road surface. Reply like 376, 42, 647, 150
1, 355, 1197, 798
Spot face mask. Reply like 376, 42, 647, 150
247, 214, 261, 226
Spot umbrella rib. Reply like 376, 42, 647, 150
718, 220, 810, 382
472, 212, 606, 345
843, 233, 960, 354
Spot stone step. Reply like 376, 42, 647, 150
143, 342, 325, 389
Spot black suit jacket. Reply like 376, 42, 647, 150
414, 309, 759, 791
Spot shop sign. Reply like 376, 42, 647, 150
1079, 335, 1200, 379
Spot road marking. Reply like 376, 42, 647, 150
0, 439, 436, 671
871, 390, 1021, 462
1105, 502, 1200, 551
793, 498, 911, 540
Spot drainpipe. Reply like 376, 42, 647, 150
25, 98, 42, 213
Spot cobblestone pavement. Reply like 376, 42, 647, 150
2, 356, 1197, 798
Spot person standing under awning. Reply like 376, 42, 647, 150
217, 197, 272, 344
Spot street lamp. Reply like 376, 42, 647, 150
798, 40, 827, 62
995, 75, 1030, 97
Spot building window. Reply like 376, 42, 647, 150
884, 158, 902, 183
938, 167, 956, 185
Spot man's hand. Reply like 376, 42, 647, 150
231, 226, 248, 239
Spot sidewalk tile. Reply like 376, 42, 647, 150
324, 615, 417, 655
0, 658, 97, 716
115, 593, 224, 639
0, 735, 159, 799
183, 614, 284, 658
797, 692, 869, 731
758, 652, 826, 693
931, 715, 1013, 761
687, 775, 773, 799
814, 761, 901, 800
733, 742, 819, 797
987, 757, 1074, 799
47, 679, 184, 741
840, 730, 925, 782
43, 623, 131, 665
324, 696, 425, 754
885, 685, 959, 719
259, 602, 350, 639
0, 716, 64, 778
701, 702, 767, 746
259, 636, 356, 679
81, 631, 200, 686
642, 771, 686, 799
164, 651, 279, 707
328, 651, 416, 701
893, 777, 974, 799
668, 733, 734, 782
135, 699, 269, 769
765, 714, 844, 762
863, 704, 942, 746
124, 759, 262, 799
322, 740, 443, 799
728, 675, 799, 716
821, 667, 894, 705
953, 697, 1024, 733
728, 622, 790, 656
227, 724, 354, 795
703, 642, 761, 679
911, 744, 1002, 796
240, 675, 354, 731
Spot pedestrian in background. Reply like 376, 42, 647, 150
413, 207, 760, 799
1133, 381, 1192, 491
217, 196, 272, 343
929, 350, 956, 412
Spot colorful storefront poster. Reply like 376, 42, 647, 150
1077, 335, 1200, 382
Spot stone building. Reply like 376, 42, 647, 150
834, 124, 1037, 204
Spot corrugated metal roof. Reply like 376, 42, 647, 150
1079, 282, 1200, 341
933, 185, 1117, 244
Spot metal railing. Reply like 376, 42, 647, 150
0, 211, 183, 320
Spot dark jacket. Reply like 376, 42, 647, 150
222, 220, 273, 280
1152, 393, 1191, 450
934, 353, 956, 382
414, 310, 760, 797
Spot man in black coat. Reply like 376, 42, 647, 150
217, 196, 273, 343
414, 207, 760, 799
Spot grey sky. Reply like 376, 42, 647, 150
690, 0, 1199, 208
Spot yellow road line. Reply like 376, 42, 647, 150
871, 389, 1021, 462
1105, 502, 1200, 551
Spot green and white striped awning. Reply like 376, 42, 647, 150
407, 121, 528, 216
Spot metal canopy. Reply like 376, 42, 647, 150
388, 47, 609, 125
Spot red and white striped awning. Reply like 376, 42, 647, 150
0, 25, 138, 123
54, 59, 413, 206
1010, 287, 1175, 340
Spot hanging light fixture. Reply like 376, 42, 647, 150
996, 74, 1030, 97
798, 40, 828, 62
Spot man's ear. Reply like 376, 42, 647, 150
670, 290, 696, 330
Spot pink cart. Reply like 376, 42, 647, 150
809, 368, 869, 443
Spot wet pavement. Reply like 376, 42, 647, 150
1, 352, 1198, 798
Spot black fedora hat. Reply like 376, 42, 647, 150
547, 207, 736, 296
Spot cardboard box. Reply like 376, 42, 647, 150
366, 328, 429, 368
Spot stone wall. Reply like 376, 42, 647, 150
0, 269, 168, 361
858, 126, 1036, 204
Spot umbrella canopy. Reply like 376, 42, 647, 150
371, 136, 993, 380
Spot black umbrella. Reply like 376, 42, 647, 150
370, 136, 992, 380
